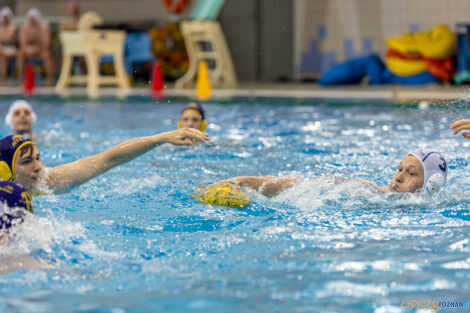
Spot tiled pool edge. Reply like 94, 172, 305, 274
1, 84, 469, 103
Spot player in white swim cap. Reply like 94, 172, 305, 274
4, 100, 36, 137
214, 149, 448, 197
389, 149, 447, 195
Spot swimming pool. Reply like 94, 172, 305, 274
0, 96, 469, 313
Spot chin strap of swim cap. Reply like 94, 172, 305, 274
408, 149, 447, 196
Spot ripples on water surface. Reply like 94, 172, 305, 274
0, 97, 469, 313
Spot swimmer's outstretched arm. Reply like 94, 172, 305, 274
222, 176, 387, 196
356, 179, 388, 192
450, 119, 470, 139
222, 175, 302, 197
46, 128, 209, 194
335, 177, 387, 192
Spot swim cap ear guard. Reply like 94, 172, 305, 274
0, 161, 13, 181
408, 148, 447, 196
177, 119, 207, 131
425, 172, 445, 195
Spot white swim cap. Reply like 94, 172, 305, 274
408, 148, 447, 195
26, 8, 41, 20
5, 100, 37, 127
0, 7, 13, 18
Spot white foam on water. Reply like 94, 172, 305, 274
442, 258, 470, 269
449, 239, 469, 251
374, 305, 405, 313
316, 281, 389, 298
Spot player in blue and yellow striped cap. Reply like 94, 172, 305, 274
178, 102, 207, 131
0, 180, 33, 230
0, 135, 37, 184
214, 149, 448, 197
0, 127, 209, 195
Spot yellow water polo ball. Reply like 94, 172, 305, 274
192, 182, 251, 208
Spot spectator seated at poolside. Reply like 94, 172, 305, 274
0, 7, 17, 86
58, 0, 87, 77
59, 0, 80, 32
5, 99, 36, 138
17, 8, 54, 86
215, 149, 448, 197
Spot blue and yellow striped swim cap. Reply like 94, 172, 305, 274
178, 102, 207, 131
0, 135, 36, 181
0, 180, 33, 230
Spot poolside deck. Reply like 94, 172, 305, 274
1, 82, 469, 103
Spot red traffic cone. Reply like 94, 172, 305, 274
24, 63, 35, 96
150, 62, 163, 99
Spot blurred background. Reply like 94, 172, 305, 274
2, 0, 470, 86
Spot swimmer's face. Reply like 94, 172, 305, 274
14, 144, 42, 191
180, 110, 202, 130
388, 155, 424, 193
2, 15, 9, 24
28, 16, 39, 25
11, 108, 33, 134
66, 1, 80, 15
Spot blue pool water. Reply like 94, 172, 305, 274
0, 97, 469, 313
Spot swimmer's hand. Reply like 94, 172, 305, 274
357, 179, 388, 193
450, 119, 470, 139
161, 128, 210, 146
45, 129, 209, 194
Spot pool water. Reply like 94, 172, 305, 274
0, 97, 469, 313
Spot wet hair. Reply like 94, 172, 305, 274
19, 143, 34, 158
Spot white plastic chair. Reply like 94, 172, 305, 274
175, 0, 237, 89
